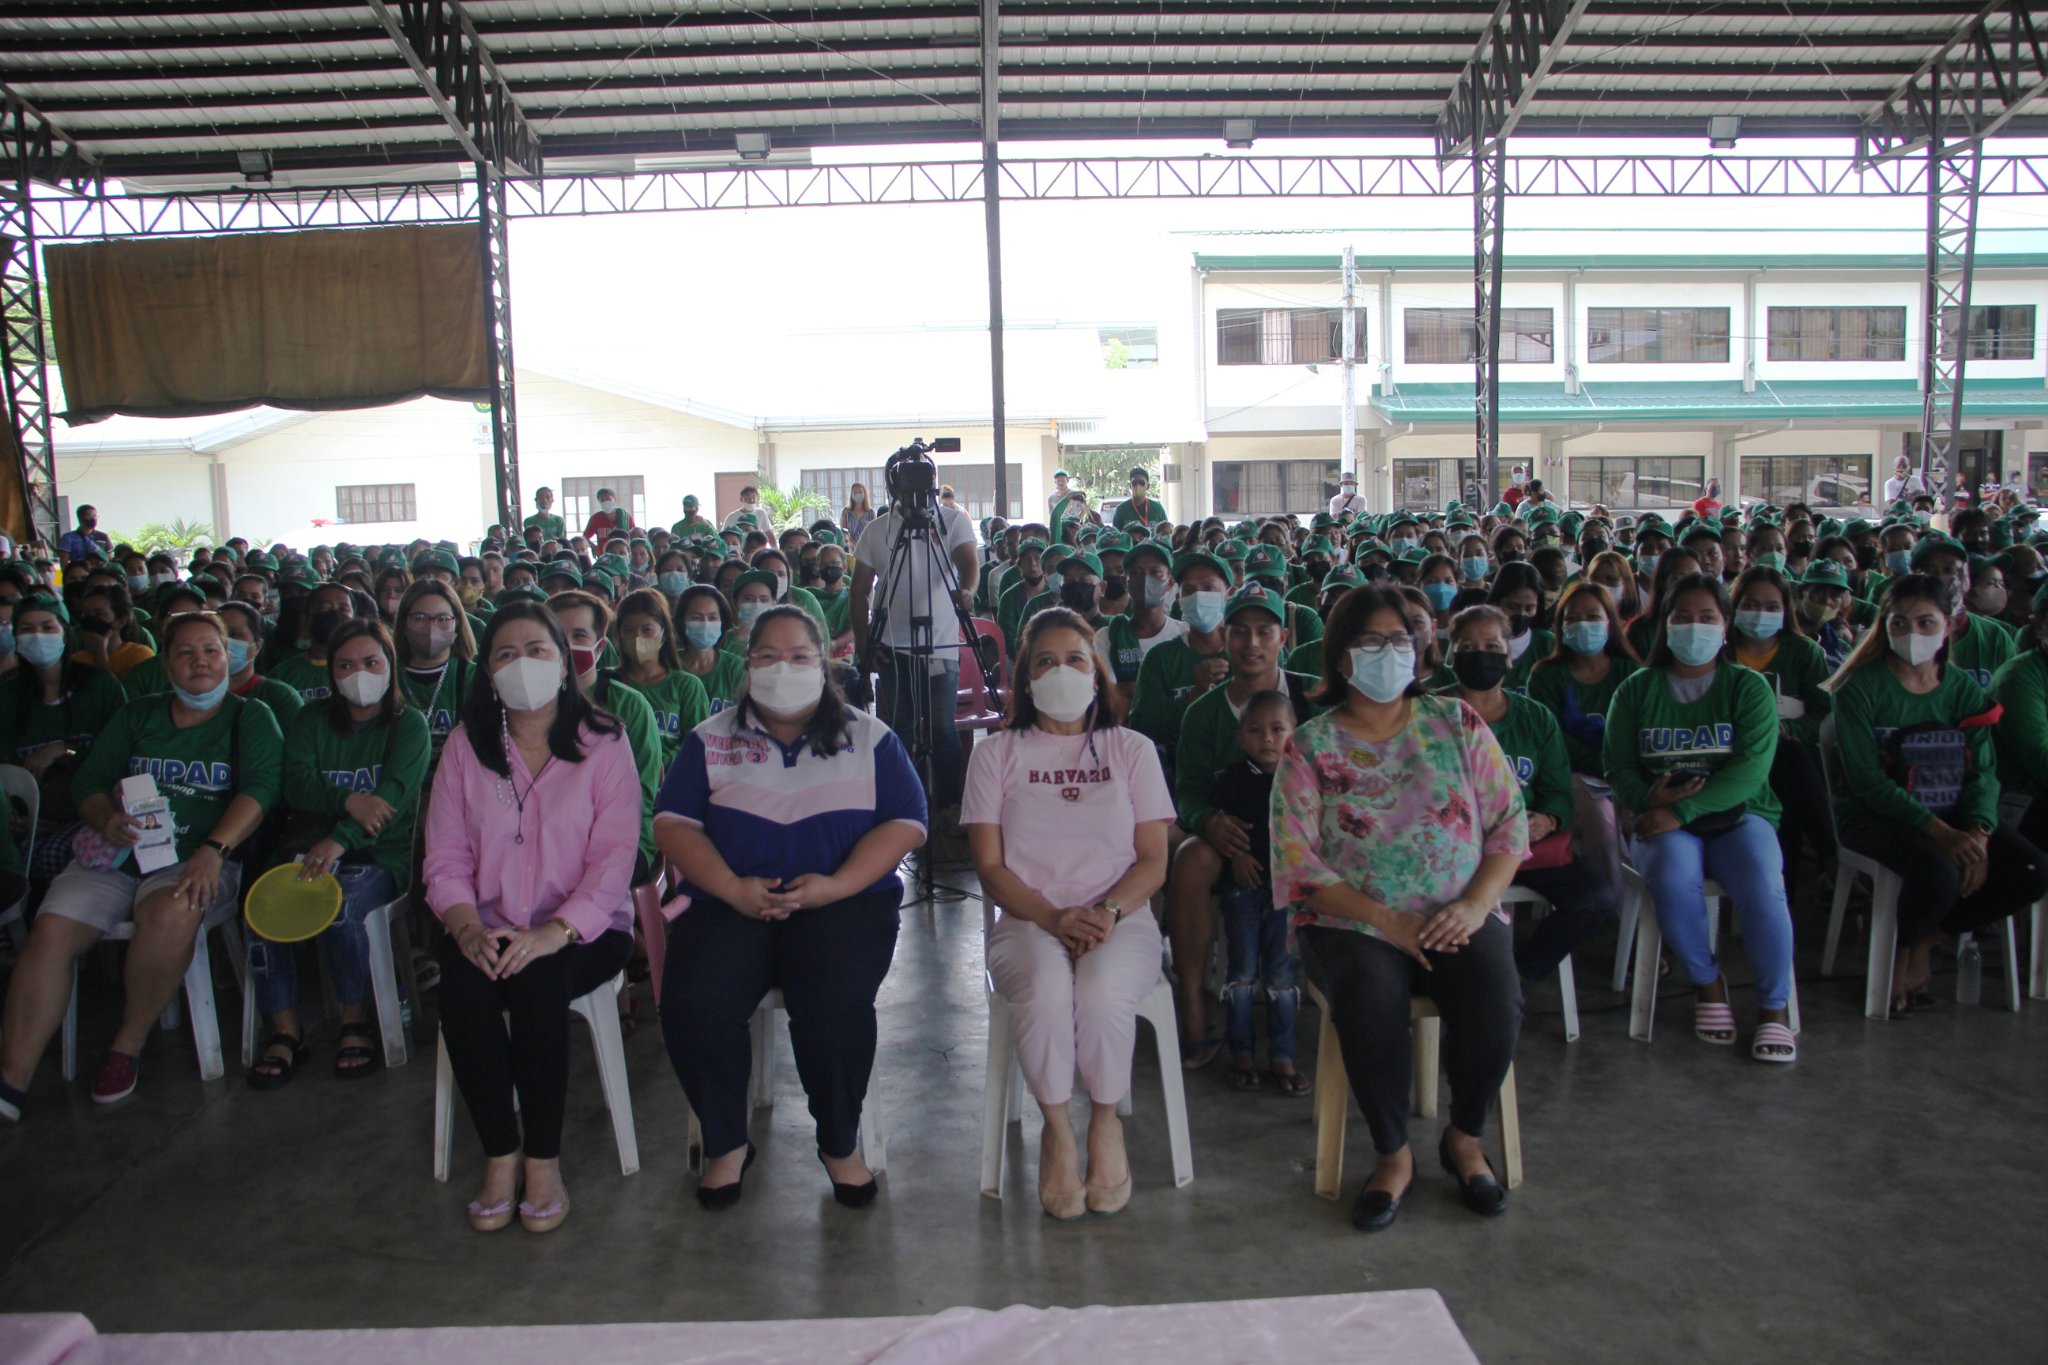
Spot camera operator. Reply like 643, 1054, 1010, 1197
850, 453, 981, 847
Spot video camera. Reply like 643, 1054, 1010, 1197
883, 436, 960, 517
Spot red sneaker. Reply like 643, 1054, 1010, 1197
91, 1051, 139, 1104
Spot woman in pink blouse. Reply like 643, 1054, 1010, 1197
424, 601, 641, 1235
1271, 585, 1528, 1235
962, 608, 1174, 1220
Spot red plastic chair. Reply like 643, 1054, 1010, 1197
634, 861, 687, 1008
956, 617, 1008, 733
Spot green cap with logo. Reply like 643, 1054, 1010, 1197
1222, 584, 1287, 625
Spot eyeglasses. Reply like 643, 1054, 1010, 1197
748, 649, 822, 669
407, 612, 457, 628
1351, 633, 1417, 653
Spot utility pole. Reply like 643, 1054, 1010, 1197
1340, 243, 1357, 495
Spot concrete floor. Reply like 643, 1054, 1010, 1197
3, 873, 2045, 1364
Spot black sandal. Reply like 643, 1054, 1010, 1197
333, 1022, 382, 1081
1227, 1059, 1261, 1091
1270, 1066, 1313, 1098
246, 1032, 307, 1091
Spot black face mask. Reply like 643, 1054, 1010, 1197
1791, 540, 1814, 558
1304, 560, 1330, 582
308, 608, 347, 645
1507, 612, 1533, 638
79, 615, 114, 637
1451, 651, 1510, 691
1499, 549, 1525, 563
1854, 544, 1879, 570
1059, 580, 1098, 613
1021, 565, 1044, 585
819, 564, 845, 586
1582, 542, 1609, 559
1102, 575, 1127, 599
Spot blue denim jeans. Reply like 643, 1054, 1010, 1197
1222, 882, 1298, 1064
249, 863, 397, 1016
1636, 814, 1794, 1010
876, 652, 963, 810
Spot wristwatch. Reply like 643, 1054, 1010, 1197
1099, 899, 1126, 925
552, 918, 580, 944
203, 837, 234, 858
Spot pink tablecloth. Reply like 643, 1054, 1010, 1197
19, 1291, 1476, 1365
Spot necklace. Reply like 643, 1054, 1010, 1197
497, 712, 556, 844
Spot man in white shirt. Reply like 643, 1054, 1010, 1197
851, 499, 982, 826
1048, 469, 1072, 520
1328, 472, 1366, 521
1883, 455, 1926, 506
721, 485, 768, 533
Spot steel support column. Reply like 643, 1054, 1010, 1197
476, 163, 518, 533
1919, 136, 1982, 502
1473, 136, 1506, 508
980, 0, 1007, 519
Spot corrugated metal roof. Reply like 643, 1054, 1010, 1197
1372, 379, 2048, 423
3, 2, 2041, 183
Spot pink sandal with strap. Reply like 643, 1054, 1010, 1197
1750, 1022, 1797, 1064
1693, 999, 1737, 1045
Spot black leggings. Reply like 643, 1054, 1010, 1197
435, 929, 633, 1161
661, 888, 901, 1161
1300, 918, 1522, 1156
1770, 739, 1834, 904
1512, 849, 1619, 981
1838, 814, 2048, 947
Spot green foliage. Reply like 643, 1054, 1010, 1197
1057, 450, 1157, 509
104, 519, 217, 556
1103, 336, 1129, 370
757, 485, 832, 533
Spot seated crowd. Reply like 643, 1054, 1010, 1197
2, 469, 2045, 1238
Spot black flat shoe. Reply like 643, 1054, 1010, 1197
1439, 1130, 1507, 1217
1350, 1177, 1413, 1233
696, 1143, 756, 1212
818, 1149, 879, 1209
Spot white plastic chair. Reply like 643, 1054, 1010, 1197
683, 988, 887, 1176
1500, 885, 1580, 1041
978, 902, 1192, 1199
1622, 866, 1802, 1042
432, 971, 639, 1180
2033, 902, 2047, 1002
0, 763, 39, 952
1308, 980, 1522, 1201
62, 901, 246, 1083
240, 894, 414, 1072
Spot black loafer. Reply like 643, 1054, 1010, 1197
1439, 1131, 1507, 1217
1350, 1178, 1412, 1233
818, 1149, 879, 1209
696, 1143, 756, 1212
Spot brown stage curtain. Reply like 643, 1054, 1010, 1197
46, 224, 490, 424
0, 419, 29, 544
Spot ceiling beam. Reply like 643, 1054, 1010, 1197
1435, 0, 1594, 163
0, 84, 99, 191
366, 0, 538, 178
1856, 0, 2048, 165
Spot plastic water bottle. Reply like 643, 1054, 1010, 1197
1957, 938, 1983, 1005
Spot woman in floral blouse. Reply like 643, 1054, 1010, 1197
1272, 585, 1528, 1235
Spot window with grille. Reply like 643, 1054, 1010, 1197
1392, 459, 1481, 511
560, 476, 646, 535
800, 468, 888, 520
1216, 308, 1367, 365
1566, 457, 1706, 510
1765, 307, 1907, 362
801, 464, 1023, 525
335, 483, 416, 524
1211, 460, 1340, 516
1940, 304, 2037, 360
1403, 308, 1554, 364
1585, 308, 1731, 364
1740, 454, 1874, 512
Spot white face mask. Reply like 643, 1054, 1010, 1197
1890, 629, 1943, 667
598, 498, 617, 514
750, 660, 824, 714
1031, 663, 1097, 722
773, 574, 790, 601
337, 669, 391, 707
494, 655, 563, 711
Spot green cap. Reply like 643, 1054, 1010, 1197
1094, 532, 1131, 554
1300, 535, 1335, 557
1060, 551, 1105, 578
1399, 546, 1430, 565
1216, 540, 1248, 563
1679, 520, 1722, 548
1244, 545, 1288, 581
1018, 537, 1048, 555
1910, 532, 1967, 569
14, 590, 68, 624
284, 565, 322, 590
412, 548, 461, 576
1799, 560, 1850, 591
540, 561, 583, 587
1171, 550, 1235, 588
497, 583, 548, 606
1320, 564, 1364, 593
1222, 584, 1287, 625
245, 550, 278, 571
732, 569, 779, 598
682, 494, 700, 508
1124, 541, 1172, 574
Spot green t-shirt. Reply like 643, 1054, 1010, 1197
812, 587, 853, 640
787, 585, 830, 639
1733, 633, 1832, 747
1174, 671, 1318, 832
595, 673, 661, 866
1100, 615, 1186, 686
1504, 627, 1554, 695
1448, 689, 1573, 826
398, 656, 476, 758
1601, 663, 1781, 829
524, 511, 567, 540
0, 668, 128, 763
683, 650, 748, 712
73, 693, 285, 863
1830, 660, 2000, 833
1949, 611, 2015, 691
1113, 496, 1167, 531
1284, 639, 1327, 677
281, 703, 432, 888
1625, 615, 1659, 661
1129, 634, 1227, 749
270, 651, 333, 703
611, 668, 711, 772
237, 676, 308, 725
670, 515, 718, 539
1992, 646, 2048, 796
1526, 656, 1639, 776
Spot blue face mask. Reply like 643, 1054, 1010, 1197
1885, 549, 1912, 575
1422, 581, 1458, 612
1667, 622, 1726, 667
1461, 556, 1490, 582
1735, 608, 1783, 641
1182, 590, 1226, 633
226, 637, 254, 673
1390, 537, 1417, 555
1562, 620, 1609, 656
736, 601, 768, 629
1348, 643, 1416, 704
18, 631, 64, 668
684, 620, 724, 651
658, 571, 689, 596
173, 677, 231, 710
0, 624, 12, 658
